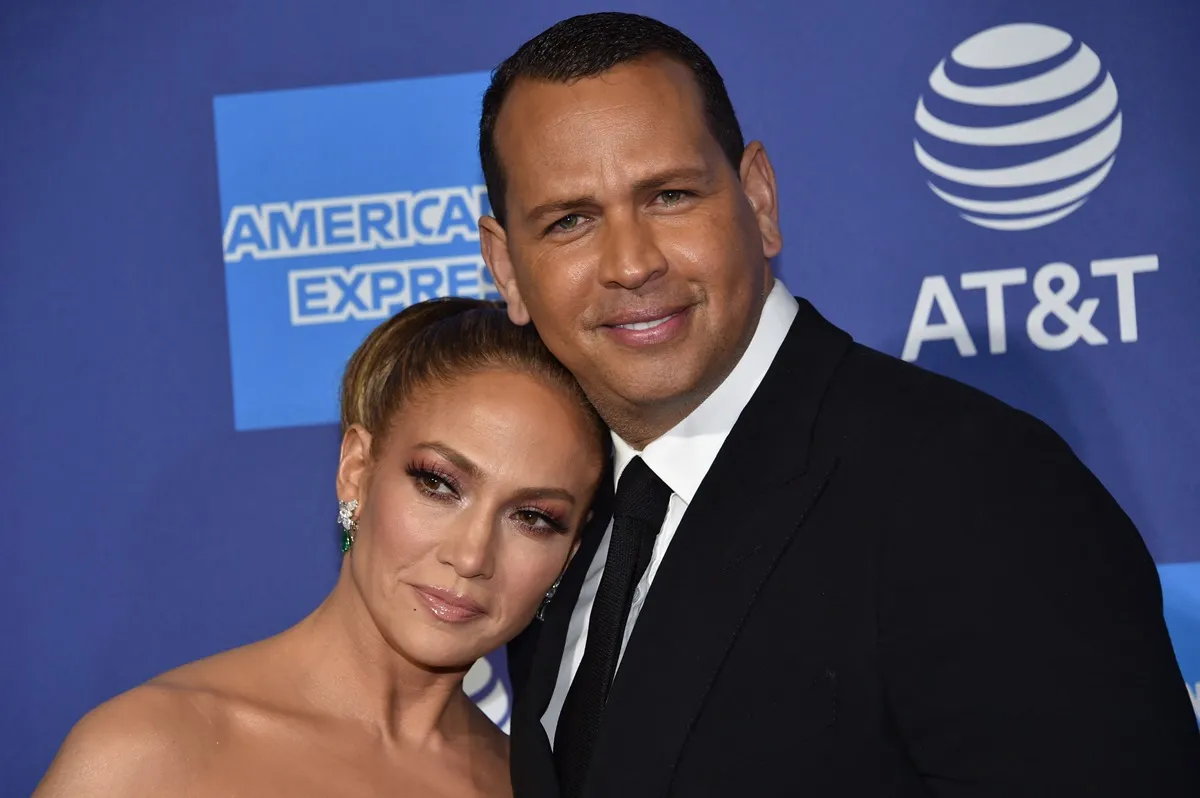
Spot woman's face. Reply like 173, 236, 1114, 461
337, 368, 604, 671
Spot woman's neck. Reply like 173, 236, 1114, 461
284, 566, 474, 748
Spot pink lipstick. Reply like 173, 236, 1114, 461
412, 585, 485, 622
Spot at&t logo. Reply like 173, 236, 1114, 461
903, 23, 1160, 363
914, 23, 1121, 231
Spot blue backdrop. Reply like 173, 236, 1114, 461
3, 1, 1197, 794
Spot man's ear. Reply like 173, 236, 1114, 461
739, 141, 783, 260
479, 216, 531, 325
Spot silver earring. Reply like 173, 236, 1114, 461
536, 574, 563, 621
338, 499, 359, 553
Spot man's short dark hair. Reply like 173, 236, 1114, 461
479, 12, 746, 228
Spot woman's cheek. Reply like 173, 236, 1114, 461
371, 496, 443, 560
506, 540, 570, 611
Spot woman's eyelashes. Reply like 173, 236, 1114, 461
405, 462, 461, 500
511, 507, 569, 535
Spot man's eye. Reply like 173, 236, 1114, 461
551, 214, 580, 232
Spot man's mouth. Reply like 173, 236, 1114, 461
614, 313, 679, 331
600, 305, 691, 347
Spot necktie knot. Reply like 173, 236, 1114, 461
614, 456, 671, 528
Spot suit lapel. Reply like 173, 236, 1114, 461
582, 299, 853, 797
510, 465, 614, 798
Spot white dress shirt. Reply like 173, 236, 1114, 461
541, 278, 799, 743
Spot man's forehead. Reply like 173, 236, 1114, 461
493, 60, 713, 191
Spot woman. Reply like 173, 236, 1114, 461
34, 298, 607, 797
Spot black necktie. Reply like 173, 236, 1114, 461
554, 456, 672, 798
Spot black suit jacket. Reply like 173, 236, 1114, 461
508, 298, 1200, 797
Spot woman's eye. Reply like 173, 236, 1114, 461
405, 464, 462, 499
414, 472, 455, 495
516, 510, 546, 526
515, 510, 565, 533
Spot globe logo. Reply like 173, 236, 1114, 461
464, 653, 512, 734
914, 23, 1122, 231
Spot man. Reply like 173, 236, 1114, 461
477, 12, 1200, 797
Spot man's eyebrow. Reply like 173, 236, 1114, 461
526, 195, 599, 225
632, 166, 712, 191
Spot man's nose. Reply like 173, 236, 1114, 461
597, 211, 669, 290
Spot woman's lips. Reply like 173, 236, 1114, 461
412, 585, 485, 622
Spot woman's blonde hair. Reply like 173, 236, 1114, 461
339, 297, 605, 454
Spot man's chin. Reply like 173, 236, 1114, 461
610, 372, 707, 415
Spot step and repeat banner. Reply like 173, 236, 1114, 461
3, 0, 1197, 793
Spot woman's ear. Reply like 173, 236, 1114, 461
336, 424, 373, 505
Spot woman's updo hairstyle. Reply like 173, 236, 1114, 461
339, 297, 606, 455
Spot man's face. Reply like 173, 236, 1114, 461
482, 56, 782, 434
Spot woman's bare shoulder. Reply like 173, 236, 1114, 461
32, 645, 273, 798
32, 678, 214, 797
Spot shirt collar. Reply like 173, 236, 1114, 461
612, 278, 799, 504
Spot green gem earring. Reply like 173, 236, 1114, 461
337, 499, 359, 553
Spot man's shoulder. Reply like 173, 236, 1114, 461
825, 341, 1027, 428
838, 347, 1109, 508
771, 338, 1071, 467
841, 341, 1008, 409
